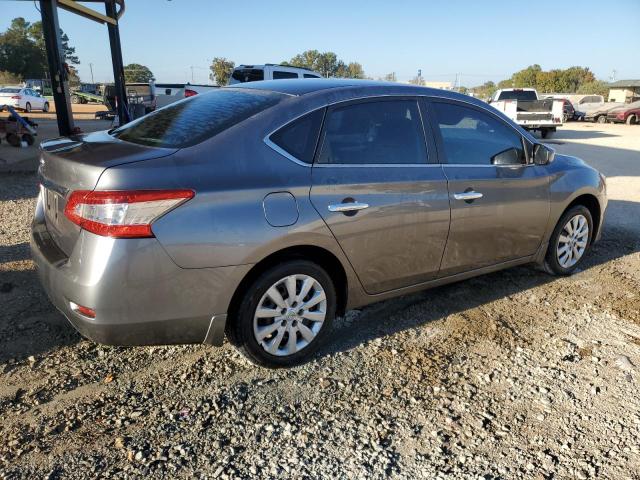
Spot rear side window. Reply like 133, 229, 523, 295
269, 109, 324, 164
112, 89, 282, 148
273, 71, 298, 79
231, 68, 265, 83
432, 102, 525, 165
304, 74, 320, 79
497, 90, 537, 101
317, 100, 428, 165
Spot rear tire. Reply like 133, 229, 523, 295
596, 115, 607, 124
227, 260, 336, 368
544, 205, 593, 276
25, 102, 32, 113
71, 95, 80, 104
627, 114, 637, 125
540, 129, 551, 139
43, 102, 49, 112
6, 133, 20, 147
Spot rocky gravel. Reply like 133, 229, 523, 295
1, 124, 640, 479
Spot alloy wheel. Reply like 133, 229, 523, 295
253, 274, 327, 357
556, 214, 589, 268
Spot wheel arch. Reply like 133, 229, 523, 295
562, 193, 602, 241
225, 245, 349, 331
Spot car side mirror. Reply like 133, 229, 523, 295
533, 144, 555, 165
491, 147, 523, 166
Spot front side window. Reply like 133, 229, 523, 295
111, 89, 282, 148
432, 102, 525, 166
273, 71, 298, 80
269, 109, 324, 164
317, 100, 428, 165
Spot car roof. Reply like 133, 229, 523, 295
228, 78, 477, 101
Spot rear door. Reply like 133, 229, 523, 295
310, 98, 450, 294
428, 99, 550, 276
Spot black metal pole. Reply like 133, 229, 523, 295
39, 0, 74, 136
105, 0, 129, 125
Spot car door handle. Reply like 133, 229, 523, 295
328, 202, 369, 213
453, 191, 483, 201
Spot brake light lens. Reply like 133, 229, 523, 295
64, 189, 194, 238
11, 95, 22, 99
184, 89, 198, 97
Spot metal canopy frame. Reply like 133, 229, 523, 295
35, 0, 128, 136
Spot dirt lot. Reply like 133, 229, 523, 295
0, 122, 639, 479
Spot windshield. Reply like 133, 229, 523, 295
111, 89, 282, 148
497, 90, 537, 101
0, 88, 21, 94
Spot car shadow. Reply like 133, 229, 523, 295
319, 199, 640, 360
546, 125, 620, 141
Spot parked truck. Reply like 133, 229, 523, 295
489, 88, 564, 138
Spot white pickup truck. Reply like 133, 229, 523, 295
489, 88, 564, 138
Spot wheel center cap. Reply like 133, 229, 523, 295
285, 309, 298, 321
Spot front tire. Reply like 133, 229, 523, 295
596, 115, 607, 124
227, 260, 336, 368
627, 114, 637, 125
544, 205, 593, 276
43, 102, 49, 112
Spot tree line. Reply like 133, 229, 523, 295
471, 65, 610, 99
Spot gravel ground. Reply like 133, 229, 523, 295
1, 123, 639, 479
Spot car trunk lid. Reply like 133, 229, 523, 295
38, 130, 178, 256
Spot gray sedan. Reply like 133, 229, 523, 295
31, 79, 607, 367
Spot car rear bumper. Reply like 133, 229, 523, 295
30, 199, 251, 347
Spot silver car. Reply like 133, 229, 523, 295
31, 80, 607, 367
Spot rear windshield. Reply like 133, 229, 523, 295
0, 88, 21, 93
497, 90, 537, 101
231, 68, 265, 83
111, 89, 282, 148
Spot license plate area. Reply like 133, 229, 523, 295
43, 186, 66, 233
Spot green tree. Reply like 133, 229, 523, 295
577, 80, 610, 98
471, 81, 497, 99
0, 18, 42, 78
503, 64, 598, 93
124, 63, 154, 83
512, 64, 542, 88
0, 18, 79, 79
284, 50, 366, 78
209, 57, 235, 86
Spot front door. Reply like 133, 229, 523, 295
429, 99, 550, 276
310, 98, 450, 294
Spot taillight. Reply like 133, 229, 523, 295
184, 89, 197, 97
64, 189, 194, 238
11, 95, 22, 99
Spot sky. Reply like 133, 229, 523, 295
2, 0, 639, 86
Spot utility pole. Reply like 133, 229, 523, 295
190, 66, 195, 83
89, 62, 95, 84
610, 69, 617, 83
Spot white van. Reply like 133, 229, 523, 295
229, 64, 322, 84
